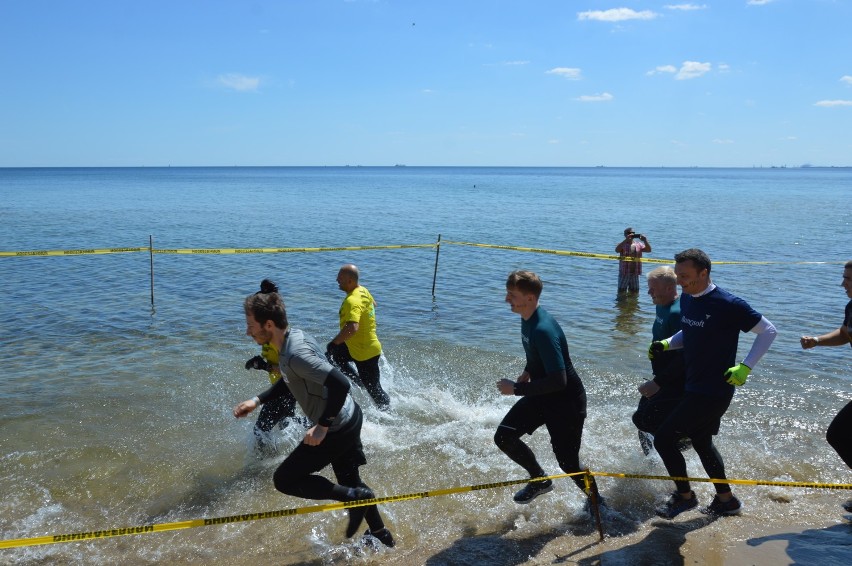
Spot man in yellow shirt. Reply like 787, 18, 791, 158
326, 264, 391, 409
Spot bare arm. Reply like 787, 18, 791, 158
330, 321, 359, 345
801, 327, 851, 349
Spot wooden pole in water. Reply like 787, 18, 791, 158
584, 471, 605, 541
149, 235, 155, 310
431, 234, 442, 297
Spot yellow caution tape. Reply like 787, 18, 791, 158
440, 241, 841, 265
3, 469, 850, 550
590, 470, 852, 491
0, 247, 147, 257
0, 473, 583, 550
0, 240, 841, 265
152, 244, 435, 255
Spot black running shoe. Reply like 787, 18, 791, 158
656, 491, 698, 519
701, 494, 742, 516
363, 527, 395, 548
345, 487, 375, 538
638, 431, 654, 456
843, 499, 852, 513
513, 478, 553, 504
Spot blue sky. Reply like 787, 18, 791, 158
1, 0, 850, 167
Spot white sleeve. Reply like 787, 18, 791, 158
667, 330, 684, 350
742, 316, 777, 369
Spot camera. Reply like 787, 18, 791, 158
630, 233, 643, 239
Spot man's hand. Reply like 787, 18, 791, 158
800, 336, 819, 349
638, 380, 660, 398
233, 398, 259, 418
648, 339, 669, 360
497, 379, 516, 395
304, 425, 328, 446
724, 363, 751, 386
245, 356, 270, 371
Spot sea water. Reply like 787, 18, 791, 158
1, 166, 851, 564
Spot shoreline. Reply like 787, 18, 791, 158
381, 515, 852, 565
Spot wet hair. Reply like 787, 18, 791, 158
506, 270, 543, 298
846, 260, 852, 270
674, 248, 711, 274
646, 265, 677, 285
244, 279, 288, 329
259, 278, 278, 294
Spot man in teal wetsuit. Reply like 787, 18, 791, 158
495, 270, 599, 505
633, 266, 687, 455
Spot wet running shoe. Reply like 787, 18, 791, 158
363, 527, 395, 548
583, 494, 608, 514
701, 494, 742, 516
345, 487, 375, 537
676, 437, 693, 452
638, 431, 654, 456
513, 478, 553, 504
656, 491, 698, 519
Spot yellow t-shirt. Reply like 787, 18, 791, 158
339, 285, 382, 361
261, 342, 282, 384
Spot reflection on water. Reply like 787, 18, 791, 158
614, 292, 643, 336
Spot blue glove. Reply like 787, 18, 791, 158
724, 363, 751, 386
648, 339, 670, 360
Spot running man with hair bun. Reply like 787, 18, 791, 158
243, 279, 300, 452
234, 281, 394, 547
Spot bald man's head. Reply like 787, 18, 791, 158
336, 264, 360, 292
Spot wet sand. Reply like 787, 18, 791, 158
365, 512, 852, 565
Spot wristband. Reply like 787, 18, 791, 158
318, 416, 334, 427
814, 337, 820, 344
252, 396, 261, 406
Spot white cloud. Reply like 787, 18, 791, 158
575, 92, 614, 102
815, 100, 852, 107
217, 73, 261, 92
780, 136, 797, 141
747, 0, 776, 5
718, 63, 731, 73
647, 65, 677, 76
503, 60, 530, 66
546, 67, 582, 80
676, 61, 712, 80
577, 8, 658, 22
548, 139, 561, 144
841, 76, 852, 85
712, 139, 735, 144
665, 4, 707, 10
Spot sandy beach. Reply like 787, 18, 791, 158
371, 513, 852, 565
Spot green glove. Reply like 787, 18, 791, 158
724, 363, 751, 386
648, 339, 670, 360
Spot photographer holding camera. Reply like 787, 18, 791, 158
616, 227, 652, 293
